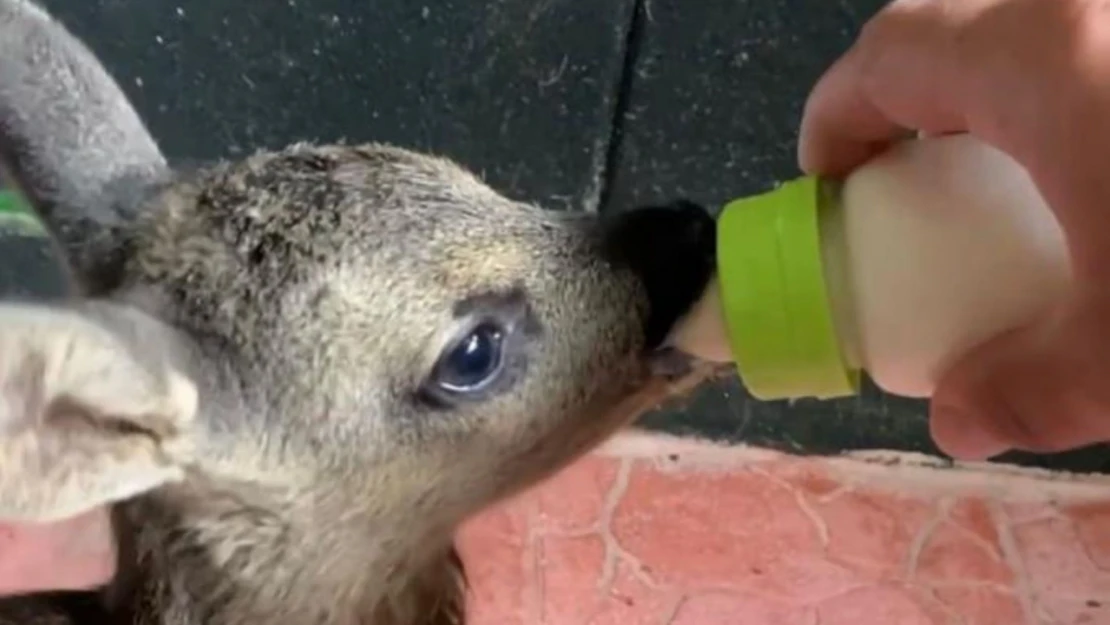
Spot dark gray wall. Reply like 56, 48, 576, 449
43, 0, 636, 212
7, 0, 1106, 473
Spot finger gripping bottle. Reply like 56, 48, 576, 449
669, 133, 1073, 400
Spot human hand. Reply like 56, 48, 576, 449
798, 0, 1110, 459
0, 509, 116, 595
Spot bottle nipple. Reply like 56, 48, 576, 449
663, 278, 734, 363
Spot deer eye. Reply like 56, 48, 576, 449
432, 322, 505, 394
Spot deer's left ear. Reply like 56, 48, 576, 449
0, 0, 170, 294
0, 302, 196, 523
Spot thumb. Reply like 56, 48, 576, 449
930, 295, 1110, 460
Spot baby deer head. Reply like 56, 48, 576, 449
0, 1, 715, 623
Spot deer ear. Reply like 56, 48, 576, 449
0, 0, 169, 294
0, 303, 196, 523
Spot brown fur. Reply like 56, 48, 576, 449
0, 1, 715, 623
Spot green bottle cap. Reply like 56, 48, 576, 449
716, 176, 860, 401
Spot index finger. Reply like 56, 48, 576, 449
797, 45, 910, 176
797, 1, 975, 176
0, 508, 116, 595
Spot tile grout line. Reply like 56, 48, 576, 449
988, 501, 1047, 625
905, 497, 952, 581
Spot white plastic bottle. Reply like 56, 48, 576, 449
668, 133, 1073, 401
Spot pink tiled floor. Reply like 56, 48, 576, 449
458, 434, 1110, 624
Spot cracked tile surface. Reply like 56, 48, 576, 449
459, 438, 1110, 624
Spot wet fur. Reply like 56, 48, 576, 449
0, 1, 715, 624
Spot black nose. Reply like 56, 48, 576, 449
601, 199, 717, 349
